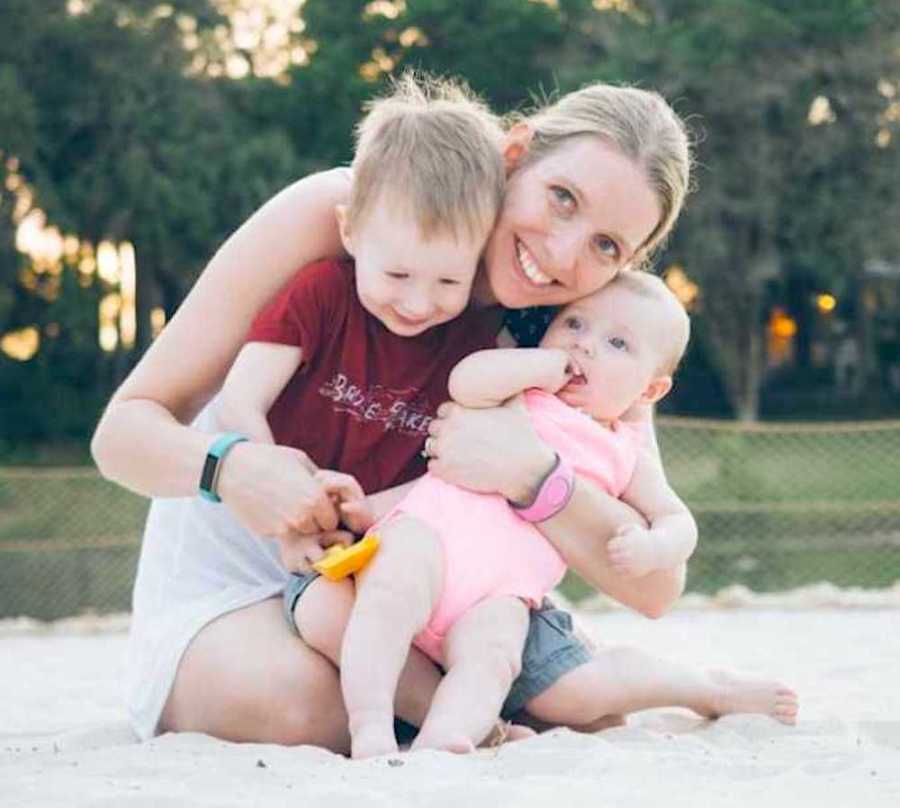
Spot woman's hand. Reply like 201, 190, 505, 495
425, 400, 556, 505
216, 442, 341, 539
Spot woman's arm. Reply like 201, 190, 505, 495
91, 168, 350, 499
426, 402, 685, 617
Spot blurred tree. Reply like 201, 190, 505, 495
569, 0, 900, 419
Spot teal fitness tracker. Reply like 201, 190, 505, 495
199, 432, 249, 503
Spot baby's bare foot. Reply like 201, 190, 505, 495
351, 724, 399, 759
705, 669, 799, 725
412, 731, 476, 754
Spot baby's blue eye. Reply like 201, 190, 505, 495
551, 186, 576, 211
565, 316, 582, 331
608, 336, 627, 350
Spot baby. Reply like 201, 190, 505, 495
298, 270, 698, 758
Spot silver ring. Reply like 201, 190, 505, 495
421, 437, 436, 459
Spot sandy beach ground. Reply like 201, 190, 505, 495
3, 592, 899, 807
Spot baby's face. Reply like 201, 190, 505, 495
540, 284, 673, 421
341, 201, 488, 337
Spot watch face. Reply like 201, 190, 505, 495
199, 453, 218, 493
546, 476, 572, 507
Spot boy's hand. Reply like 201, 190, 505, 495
314, 470, 375, 534
607, 524, 663, 578
280, 530, 351, 574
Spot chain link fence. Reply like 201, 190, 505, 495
2, 418, 899, 620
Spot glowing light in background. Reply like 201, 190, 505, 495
664, 265, 700, 309
808, 95, 836, 126
816, 293, 837, 314
1, 327, 40, 361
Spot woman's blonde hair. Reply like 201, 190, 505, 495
513, 84, 693, 264
350, 72, 506, 243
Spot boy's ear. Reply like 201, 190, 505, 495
502, 122, 535, 174
640, 375, 672, 405
335, 204, 354, 256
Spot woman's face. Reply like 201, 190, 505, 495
479, 131, 662, 309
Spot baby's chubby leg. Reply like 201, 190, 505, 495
293, 576, 443, 733
341, 515, 443, 759
413, 596, 529, 753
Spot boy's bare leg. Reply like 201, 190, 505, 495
295, 576, 443, 730
413, 596, 529, 753
525, 645, 799, 729
341, 515, 443, 759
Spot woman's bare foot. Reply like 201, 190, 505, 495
703, 669, 799, 725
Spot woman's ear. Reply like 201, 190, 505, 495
335, 204, 354, 256
502, 122, 535, 173
640, 375, 673, 406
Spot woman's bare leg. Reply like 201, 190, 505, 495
160, 598, 351, 752
525, 645, 799, 729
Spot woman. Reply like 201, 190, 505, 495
92, 81, 693, 750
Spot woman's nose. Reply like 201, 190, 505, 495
546, 228, 583, 285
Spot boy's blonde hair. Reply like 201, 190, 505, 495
609, 271, 691, 375
513, 84, 693, 266
349, 72, 506, 243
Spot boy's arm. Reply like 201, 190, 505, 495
448, 348, 571, 408
217, 342, 304, 445
615, 449, 698, 571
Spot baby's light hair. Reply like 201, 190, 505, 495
511, 84, 693, 267
607, 271, 691, 375
349, 72, 506, 244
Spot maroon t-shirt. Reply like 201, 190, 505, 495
246, 259, 501, 494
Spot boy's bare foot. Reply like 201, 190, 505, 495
704, 669, 799, 725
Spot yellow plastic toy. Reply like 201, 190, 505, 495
313, 533, 380, 581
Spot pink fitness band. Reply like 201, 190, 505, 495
511, 453, 575, 523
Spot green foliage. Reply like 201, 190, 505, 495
1, 0, 900, 444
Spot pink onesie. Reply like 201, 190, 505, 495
379, 389, 645, 664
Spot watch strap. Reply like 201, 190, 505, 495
199, 432, 249, 503
511, 453, 575, 523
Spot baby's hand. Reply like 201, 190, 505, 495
607, 524, 662, 578
539, 348, 576, 394
314, 470, 375, 534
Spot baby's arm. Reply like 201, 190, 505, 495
217, 342, 303, 444
608, 450, 698, 578
448, 348, 571, 408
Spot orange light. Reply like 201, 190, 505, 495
769, 308, 797, 339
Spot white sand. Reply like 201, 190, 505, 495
2, 604, 899, 807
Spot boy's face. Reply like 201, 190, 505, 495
338, 201, 487, 337
540, 283, 674, 421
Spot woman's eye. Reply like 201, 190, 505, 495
551, 186, 576, 213
386, 272, 409, 280
608, 336, 627, 351
439, 278, 461, 286
594, 235, 620, 260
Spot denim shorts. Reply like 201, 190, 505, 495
283, 572, 591, 724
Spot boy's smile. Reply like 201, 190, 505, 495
337, 200, 490, 337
